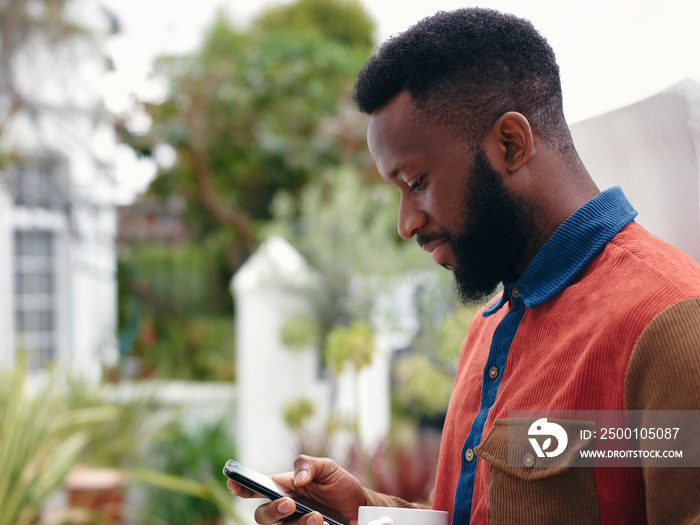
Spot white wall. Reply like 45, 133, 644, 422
0, 188, 15, 366
0, 0, 118, 377
571, 79, 700, 262
68, 205, 119, 379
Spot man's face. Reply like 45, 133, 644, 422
367, 91, 535, 303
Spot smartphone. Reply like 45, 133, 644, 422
223, 459, 349, 525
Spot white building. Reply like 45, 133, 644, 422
0, 1, 119, 379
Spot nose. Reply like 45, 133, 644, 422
397, 195, 427, 239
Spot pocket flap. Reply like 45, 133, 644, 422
475, 417, 596, 481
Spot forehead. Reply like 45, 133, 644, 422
367, 91, 469, 180
367, 91, 418, 167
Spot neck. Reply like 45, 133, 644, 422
514, 154, 599, 275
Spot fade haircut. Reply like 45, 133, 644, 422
354, 8, 570, 149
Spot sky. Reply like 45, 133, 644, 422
99, 0, 700, 202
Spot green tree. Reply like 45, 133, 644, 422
254, 0, 375, 49
117, 0, 375, 376
125, 0, 375, 270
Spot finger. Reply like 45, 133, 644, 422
253, 497, 296, 524
292, 455, 342, 490
227, 479, 264, 499
292, 455, 319, 488
301, 511, 326, 525
269, 471, 296, 493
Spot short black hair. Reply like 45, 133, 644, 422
354, 8, 569, 147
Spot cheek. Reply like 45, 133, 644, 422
433, 185, 466, 225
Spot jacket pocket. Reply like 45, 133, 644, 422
474, 417, 599, 525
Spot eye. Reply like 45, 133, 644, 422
409, 174, 427, 193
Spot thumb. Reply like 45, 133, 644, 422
292, 455, 318, 488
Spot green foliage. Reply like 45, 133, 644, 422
128, 0, 376, 262
119, 242, 230, 319
394, 354, 453, 417
254, 0, 375, 49
64, 381, 162, 468
0, 356, 238, 524
271, 169, 429, 278
131, 316, 235, 381
324, 320, 374, 374
280, 314, 320, 351
282, 397, 316, 430
324, 413, 358, 436
118, 242, 235, 381
268, 169, 434, 351
394, 305, 479, 418
128, 468, 242, 524
436, 306, 477, 364
0, 355, 124, 525
149, 23, 356, 215
140, 419, 237, 525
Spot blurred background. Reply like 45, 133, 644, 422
1, 0, 699, 523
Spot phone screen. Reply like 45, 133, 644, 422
223, 460, 349, 525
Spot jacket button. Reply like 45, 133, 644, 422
523, 453, 535, 468
489, 366, 500, 380
465, 448, 475, 462
512, 287, 520, 299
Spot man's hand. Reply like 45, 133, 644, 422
227, 455, 366, 525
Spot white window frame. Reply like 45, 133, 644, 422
11, 207, 70, 371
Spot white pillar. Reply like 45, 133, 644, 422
231, 236, 328, 475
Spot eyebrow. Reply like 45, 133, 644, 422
388, 162, 407, 180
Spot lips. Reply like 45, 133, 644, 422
422, 238, 450, 264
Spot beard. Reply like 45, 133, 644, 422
440, 147, 536, 304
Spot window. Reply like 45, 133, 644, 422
7, 157, 69, 208
14, 230, 57, 368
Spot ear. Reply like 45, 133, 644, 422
483, 112, 534, 174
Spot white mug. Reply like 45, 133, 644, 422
358, 506, 448, 525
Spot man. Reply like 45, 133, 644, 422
228, 8, 700, 524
